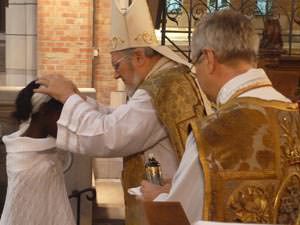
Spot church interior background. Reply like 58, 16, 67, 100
0, 0, 300, 224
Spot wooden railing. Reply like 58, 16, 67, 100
259, 55, 300, 102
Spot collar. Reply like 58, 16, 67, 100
130, 57, 178, 98
216, 68, 272, 105
144, 57, 178, 81
2, 124, 56, 153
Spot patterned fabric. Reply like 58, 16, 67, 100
193, 97, 300, 224
141, 65, 207, 159
122, 64, 207, 225
0, 126, 75, 225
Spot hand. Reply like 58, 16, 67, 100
34, 74, 77, 103
140, 180, 171, 201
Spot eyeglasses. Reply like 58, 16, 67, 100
190, 50, 203, 72
112, 54, 130, 71
192, 50, 203, 66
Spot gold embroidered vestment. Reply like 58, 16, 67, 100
122, 65, 207, 225
192, 97, 300, 225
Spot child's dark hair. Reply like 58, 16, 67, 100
12, 80, 63, 122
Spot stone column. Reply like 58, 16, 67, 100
5, 0, 37, 86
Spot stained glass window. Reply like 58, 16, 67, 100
256, 0, 272, 15
167, 0, 183, 13
208, 0, 230, 12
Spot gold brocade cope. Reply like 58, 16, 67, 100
192, 97, 300, 224
122, 65, 207, 225
140, 65, 207, 159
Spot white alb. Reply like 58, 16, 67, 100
0, 124, 75, 225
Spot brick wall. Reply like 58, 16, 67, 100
93, 0, 117, 103
37, 0, 117, 104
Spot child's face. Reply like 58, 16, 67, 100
47, 110, 61, 138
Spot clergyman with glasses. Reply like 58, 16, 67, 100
142, 9, 300, 225
35, 0, 211, 225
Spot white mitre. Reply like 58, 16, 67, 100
111, 0, 191, 67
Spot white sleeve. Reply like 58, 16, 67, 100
56, 89, 168, 157
86, 96, 114, 114
154, 133, 204, 224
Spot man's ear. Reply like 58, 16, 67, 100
132, 48, 146, 67
205, 49, 217, 74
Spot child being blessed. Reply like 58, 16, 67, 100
0, 81, 75, 225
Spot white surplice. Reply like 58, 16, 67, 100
154, 68, 291, 225
56, 58, 189, 179
0, 125, 75, 225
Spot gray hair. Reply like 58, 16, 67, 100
192, 10, 259, 64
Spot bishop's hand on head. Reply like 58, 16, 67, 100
34, 74, 78, 103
